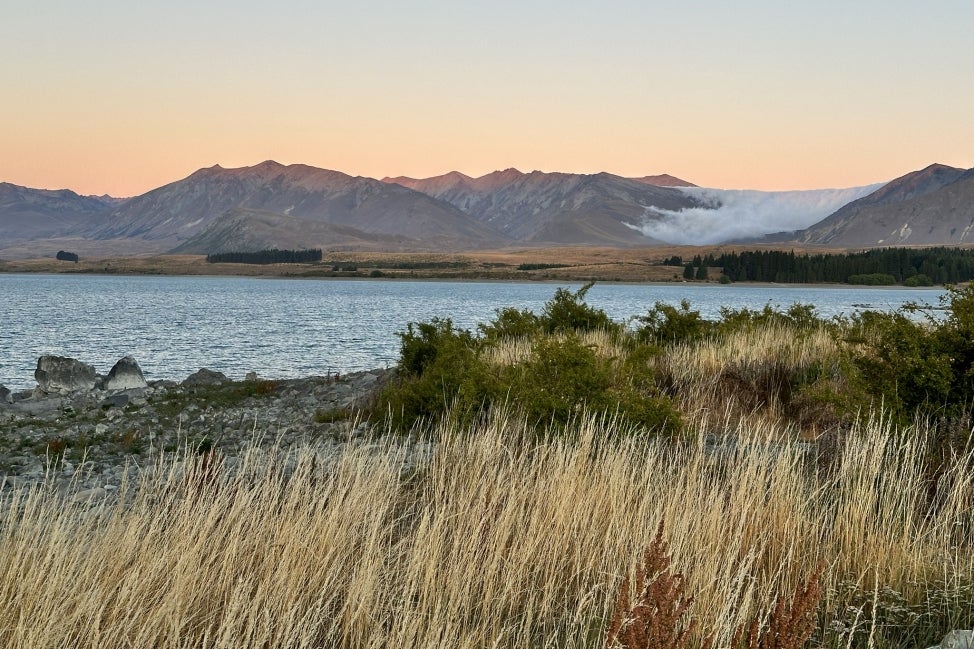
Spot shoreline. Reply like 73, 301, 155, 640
0, 256, 951, 289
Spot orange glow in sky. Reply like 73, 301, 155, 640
2, 1, 972, 196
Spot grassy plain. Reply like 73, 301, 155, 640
0, 411, 970, 648
0, 245, 841, 282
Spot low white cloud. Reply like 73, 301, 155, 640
630, 184, 885, 245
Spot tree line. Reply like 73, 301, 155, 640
206, 249, 323, 265
705, 247, 974, 285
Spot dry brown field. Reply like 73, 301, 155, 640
0, 244, 844, 282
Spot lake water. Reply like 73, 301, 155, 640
0, 274, 944, 392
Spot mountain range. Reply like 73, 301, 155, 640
1, 161, 972, 258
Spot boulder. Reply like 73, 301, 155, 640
103, 356, 148, 392
0, 385, 11, 405
928, 631, 974, 649
34, 355, 97, 394
182, 368, 228, 386
939, 631, 974, 649
100, 393, 130, 409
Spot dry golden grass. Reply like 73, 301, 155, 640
0, 243, 845, 282
656, 325, 844, 432
482, 329, 626, 368
0, 409, 971, 648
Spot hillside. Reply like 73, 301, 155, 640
798, 164, 974, 246
0, 183, 116, 245
171, 208, 422, 254
383, 169, 701, 246
91, 161, 509, 251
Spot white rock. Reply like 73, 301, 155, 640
70, 487, 107, 503
103, 356, 148, 391
942, 631, 974, 649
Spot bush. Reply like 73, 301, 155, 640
637, 300, 713, 345
376, 319, 480, 429
375, 286, 680, 435
847, 273, 896, 285
541, 282, 618, 334
849, 310, 951, 420
477, 307, 541, 341
904, 273, 933, 287
847, 285, 974, 421
717, 303, 825, 334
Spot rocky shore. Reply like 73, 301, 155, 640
0, 355, 398, 504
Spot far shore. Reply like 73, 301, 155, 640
0, 246, 953, 287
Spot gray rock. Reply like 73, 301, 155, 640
10, 397, 64, 417
35, 355, 97, 394
103, 356, 148, 392
70, 487, 107, 504
0, 384, 11, 404
182, 368, 228, 386
939, 631, 974, 649
2, 476, 30, 490
100, 394, 130, 409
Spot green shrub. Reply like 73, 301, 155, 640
849, 310, 951, 420
904, 273, 933, 287
477, 307, 541, 341
541, 282, 618, 334
398, 318, 476, 376
717, 303, 825, 334
375, 286, 679, 435
504, 334, 612, 426
378, 318, 479, 429
637, 300, 713, 345
847, 273, 896, 285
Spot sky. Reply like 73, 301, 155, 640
2, 0, 973, 197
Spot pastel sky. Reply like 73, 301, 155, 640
3, 0, 973, 196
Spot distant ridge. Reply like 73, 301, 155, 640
0, 182, 115, 242
4, 161, 974, 257
797, 163, 974, 246
629, 174, 697, 187
382, 169, 702, 246
91, 160, 509, 250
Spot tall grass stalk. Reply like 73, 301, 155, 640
0, 410, 971, 648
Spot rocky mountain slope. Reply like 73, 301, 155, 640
382, 169, 702, 246
5, 161, 974, 255
628, 174, 697, 187
91, 161, 509, 251
797, 164, 974, 246
0, 183, 117, 245
171, 208, 417, 254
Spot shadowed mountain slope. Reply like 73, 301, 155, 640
798, 164, 974, 246
171, 208, 428, 254
382, 169, 701, 246
92, 161, 509, 250
628, 174, 697, 187
0, 183, 116, 244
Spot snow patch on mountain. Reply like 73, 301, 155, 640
629, 184, 885, 244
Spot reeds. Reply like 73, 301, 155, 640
0, 408, 971, 648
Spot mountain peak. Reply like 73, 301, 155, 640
629, 173, 697, 187
798, 162, 974, 246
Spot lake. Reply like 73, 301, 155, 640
0, 274, 944, 392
